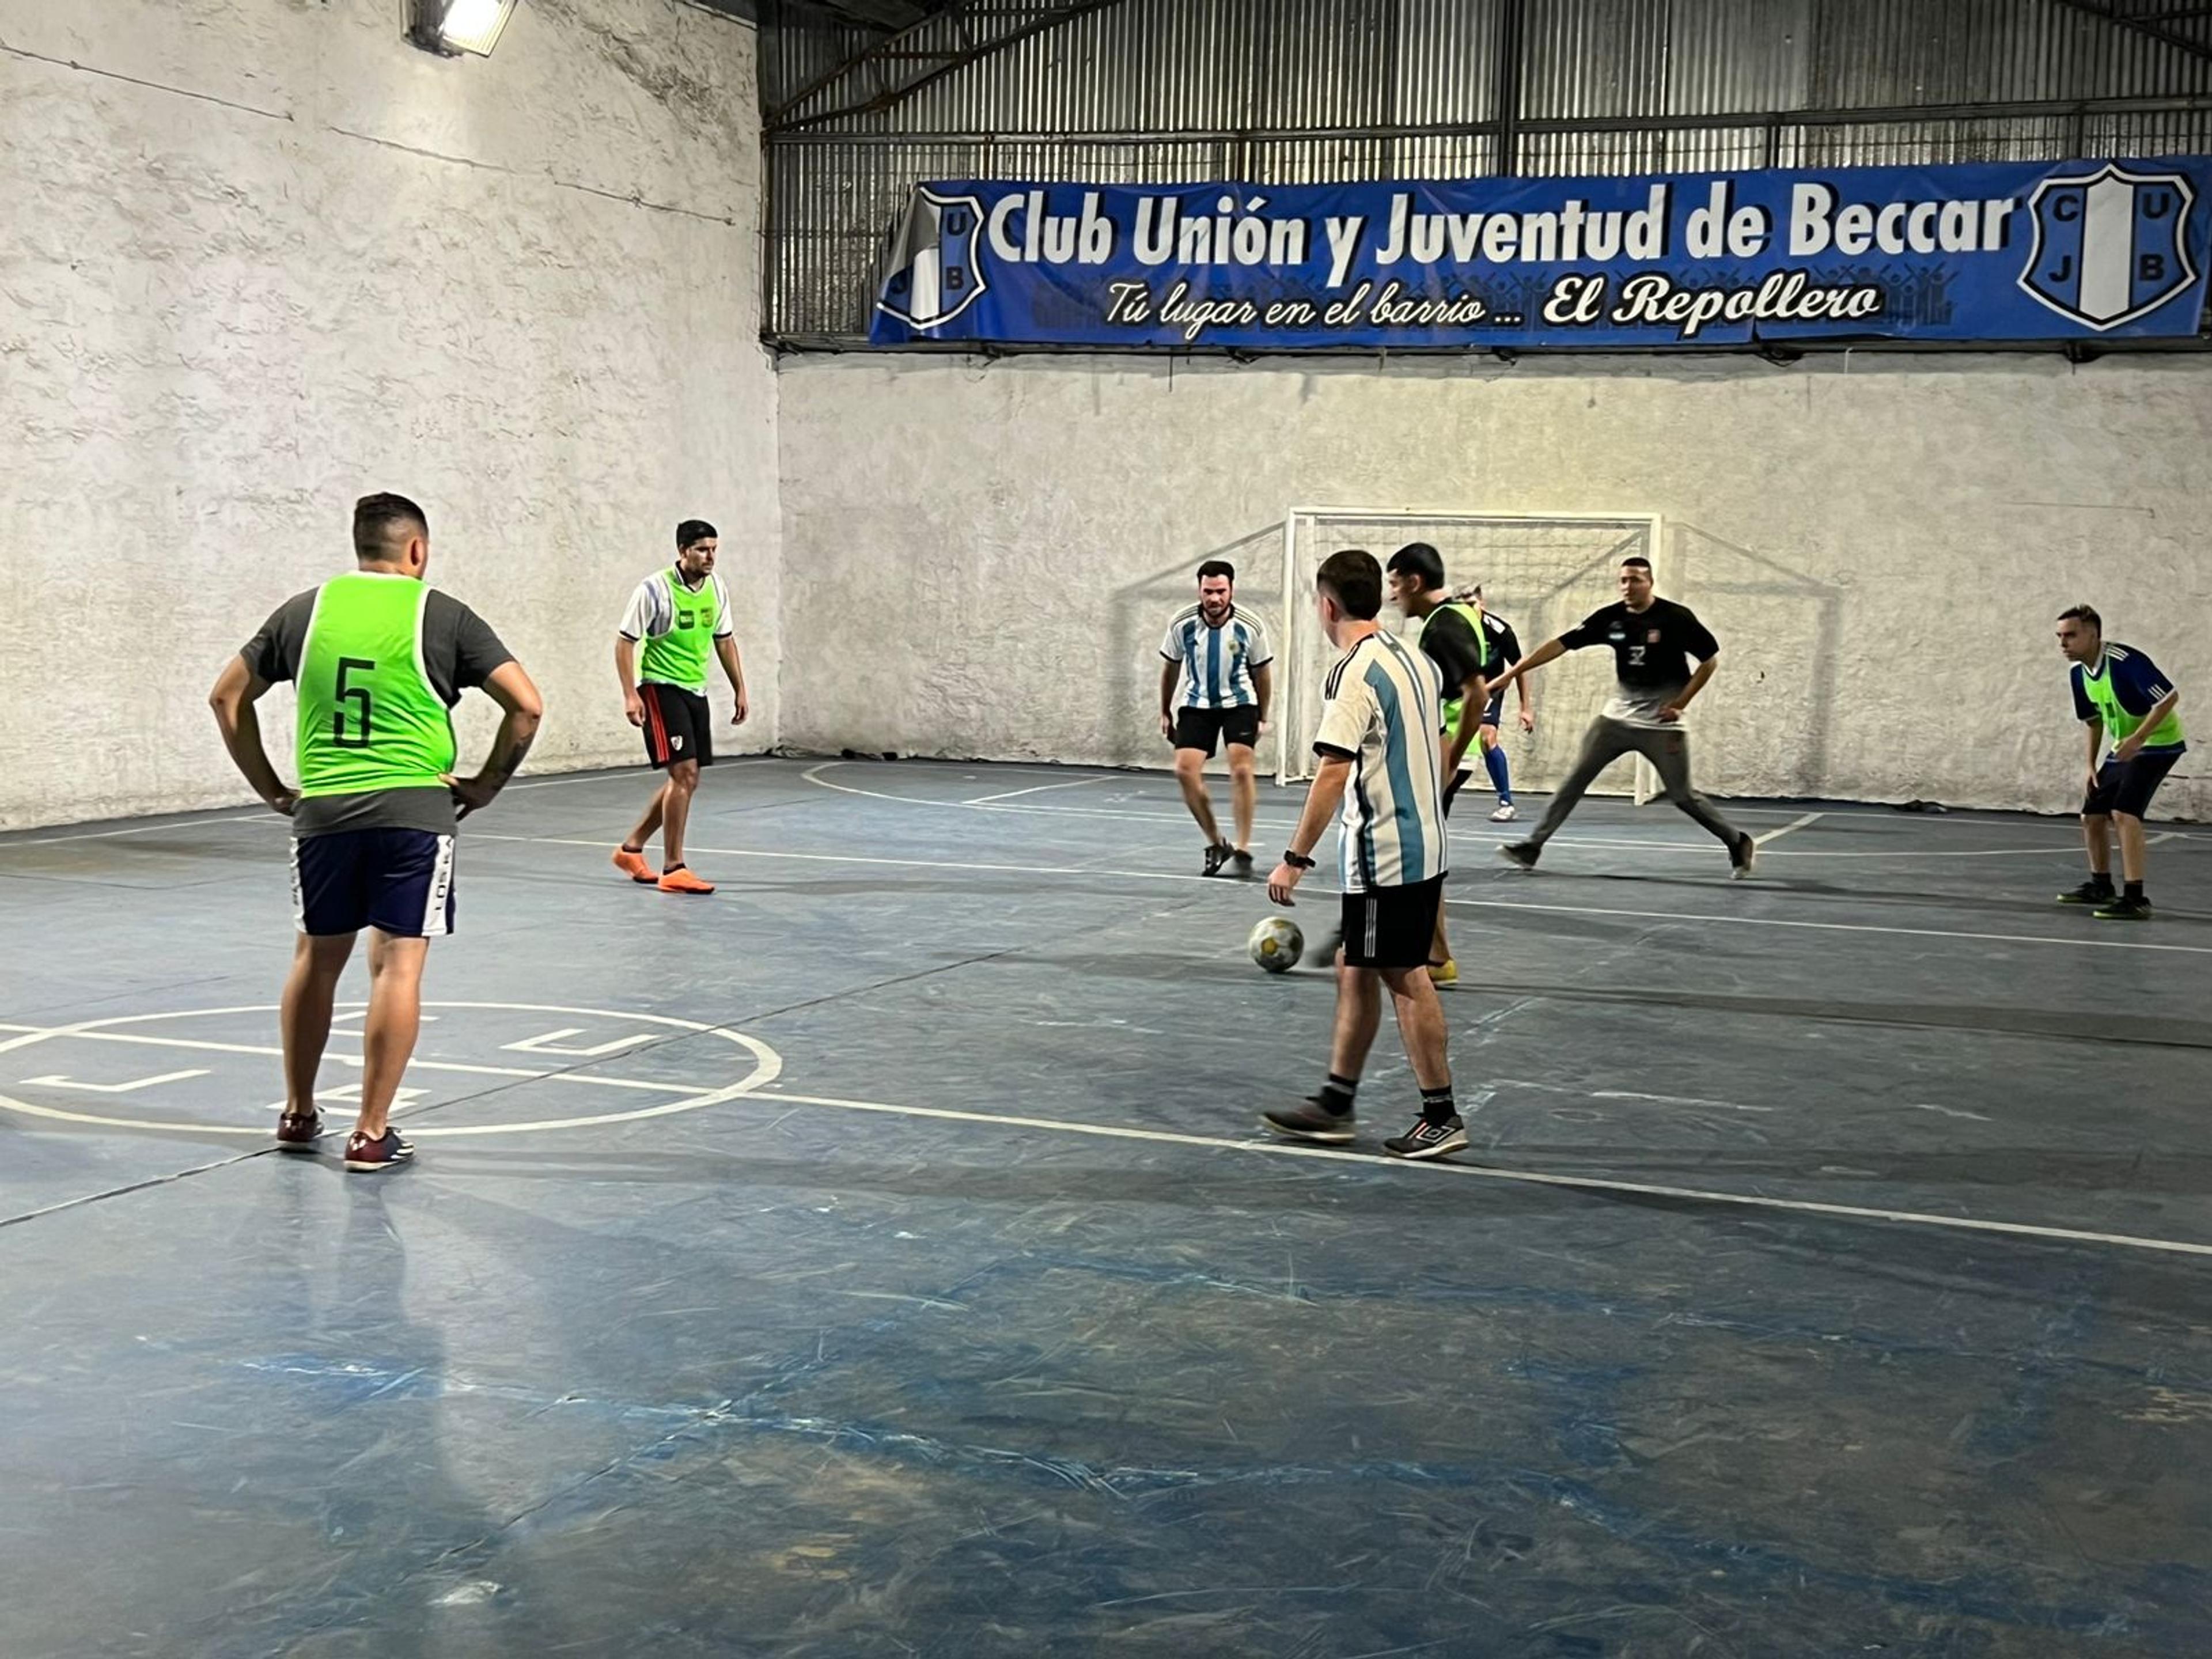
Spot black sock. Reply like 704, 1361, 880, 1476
1420, 1085, 1457, 1126
2125, 880, 2144, 902
1316, 1074, 1358, 1115
2090, 871, 2115, 892
622, 842, 645, 854
664, 861, 687, 873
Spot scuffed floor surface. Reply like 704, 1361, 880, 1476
3, 759, 2209, 1657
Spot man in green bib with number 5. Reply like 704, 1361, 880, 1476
612, 519, 750, 895
209, 494, 543, 1171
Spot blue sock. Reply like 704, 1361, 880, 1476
1484, 743, 1512, 803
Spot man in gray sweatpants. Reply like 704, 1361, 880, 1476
1486, 556, 1757, 879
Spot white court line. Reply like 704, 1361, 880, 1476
964, 774, 1121, 805
1753, 812, 1824, 846
0, 810, 268, 849
1445, 893, 2212, 956
467, 831, 2212, 957
506, 757, 778, 793
1, 1025, 712, 1094
743, 1088, 2212, 1260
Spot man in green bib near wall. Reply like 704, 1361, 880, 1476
2055, 604, 2186, 921
209, 494, 543, 1171
612, 520, 749, 896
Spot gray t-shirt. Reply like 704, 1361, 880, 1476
243, 585, 514, 838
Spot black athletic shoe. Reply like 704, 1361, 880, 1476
1496, 840, 1539, 872
1202, 841, 1234, 877
1729, 832, 1759, 881
1262, 1098, 1356, 1144
1384, 1115, 1468, 1160
2093, 895, 2152, 922
1230, 849, 1255, 878
2057, 880, 2115, 906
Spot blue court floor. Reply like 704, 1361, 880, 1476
3, 757, 2209, 1657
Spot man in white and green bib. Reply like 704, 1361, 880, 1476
613, 519, 750, 895
2056, 604, 2186, 921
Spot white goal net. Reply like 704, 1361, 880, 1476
1275, 509, 1669, 801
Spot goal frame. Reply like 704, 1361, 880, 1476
1274, 505, 1669, 800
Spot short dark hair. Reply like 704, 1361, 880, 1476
2058, 603, 2102, 631
1196, 559, 1236, 584
1621, 555, 1653, 572
353, 493, 427, 561
1385, 541, 1446, 590
1315, 548, 1382, 620
677, 518, 718, 549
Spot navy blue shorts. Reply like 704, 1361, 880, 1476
1478, 691, 1505, 728
2084, 749, 2181, 820
293, 829, 457, 938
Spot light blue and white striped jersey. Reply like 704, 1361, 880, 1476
1160, 604, 1272, 710
1313, 630, 1450, 892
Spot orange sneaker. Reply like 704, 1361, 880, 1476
612, 846, 656, 884
657, 865, 715, 895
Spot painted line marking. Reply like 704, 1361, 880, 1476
5, 1026, 705, 1092
0, 810, 267, 848
1442, 894, 2212, 956
505, 1027, 658, 1058
964, 774, 1119, 805
464, 831, 2212, 958
740, 1088, 2212, 1260
1754, 811, 1825, 846
18, 1068, 211, 1095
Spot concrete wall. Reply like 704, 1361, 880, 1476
777, 352, 2211, 817
0, 0, 776, 830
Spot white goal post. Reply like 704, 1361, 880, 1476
1274, 508, 1671, 804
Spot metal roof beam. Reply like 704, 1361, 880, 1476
2050, 0, 2212, 67
767, 0, 1130, 132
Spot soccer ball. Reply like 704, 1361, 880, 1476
1248, 916, 1304, 974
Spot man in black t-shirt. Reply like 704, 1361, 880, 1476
1485, 556, 1755, 878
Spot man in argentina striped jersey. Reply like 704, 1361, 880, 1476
1262, 550, 1465, 1161
1158, 560, 1274, 876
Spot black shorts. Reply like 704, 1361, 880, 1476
293, 829, 456, 939
1339, 876, 1447, 971
1173, 706, 1262, 757
639, 683, 714, 770
2084, 749, 2181, 819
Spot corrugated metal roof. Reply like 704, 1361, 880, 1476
762, 0, 2212, 338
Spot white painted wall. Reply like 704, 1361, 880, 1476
0, 0, 777, 831
777, 352, 2210, 817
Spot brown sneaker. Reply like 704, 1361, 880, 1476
612, 846, 656, 884
275, 1110, 322, 1152
343, 1128, 415, 1173
657, 865, 715, 895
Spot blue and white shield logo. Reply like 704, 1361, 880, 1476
2020, 163, 2197, 331
874, 187, 988, 331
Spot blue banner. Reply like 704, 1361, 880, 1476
868, 159, 2212, 349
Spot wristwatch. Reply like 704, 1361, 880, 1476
1283, 849, 1316, 870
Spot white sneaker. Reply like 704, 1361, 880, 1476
1488, 801, 1517, 823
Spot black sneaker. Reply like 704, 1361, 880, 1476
2057, 880, 2115, 906
1496, 840, 1539, 872
1202, 841, 1234, 877
1383, 1115, 1468, 1160
1230, 849, 1255, 878
344, 1128, 416, 1173
1729, 832, 1758, 881
2093, 895, 2152, 922
1261, 1098, 1356, 1144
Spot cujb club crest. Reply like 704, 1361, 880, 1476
2020, 162, 2198, 331
875, 187, 989, 330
